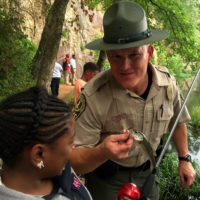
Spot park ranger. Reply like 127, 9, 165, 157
70, 1, 196, 200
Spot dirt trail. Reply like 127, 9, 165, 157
58, 83, 74, 100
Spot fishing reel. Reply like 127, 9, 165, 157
118, 183, 140, 200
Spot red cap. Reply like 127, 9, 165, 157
118, 183, 140, 200
66, 53, 70, 57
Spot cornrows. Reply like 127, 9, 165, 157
0, 87, 72, 165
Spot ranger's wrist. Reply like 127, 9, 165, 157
178, 154, 192, 162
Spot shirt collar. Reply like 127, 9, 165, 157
111, 63, 171, 99
150, 63, 171, 86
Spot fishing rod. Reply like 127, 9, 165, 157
139, 68, 200, 200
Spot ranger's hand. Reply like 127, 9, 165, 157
178, 161, 196, 188
98, 129, 134, 160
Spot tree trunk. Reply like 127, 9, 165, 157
96, 50, 106, 71
32, 0, 69, 90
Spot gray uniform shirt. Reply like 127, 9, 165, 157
0, 167, 92, 200
73, 64, 190, 167
0, 185, 69, 200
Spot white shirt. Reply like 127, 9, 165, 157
52, 62, 63, 78
70, 58, 76, 69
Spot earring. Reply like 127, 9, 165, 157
37, 160, 44, 169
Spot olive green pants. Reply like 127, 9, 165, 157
85, 167, 159, 200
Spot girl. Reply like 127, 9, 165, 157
0, 87, 92, 200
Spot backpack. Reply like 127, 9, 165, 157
63, 57, 70, 71
62, 60, 67, 71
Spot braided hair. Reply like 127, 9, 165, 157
0, 86, 72, 167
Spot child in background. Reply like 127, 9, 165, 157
74, 62, 99, 104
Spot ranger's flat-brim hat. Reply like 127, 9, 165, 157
86, 0, 169, 50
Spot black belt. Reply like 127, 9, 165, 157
117, 160, 151, 171
92, 160, 151, 179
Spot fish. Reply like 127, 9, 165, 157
102, 129, 157, 169
130, 130, 156, 169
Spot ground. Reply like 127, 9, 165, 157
58, 83, 74, 100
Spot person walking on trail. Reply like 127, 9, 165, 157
50, 61, 63, 97
63, 53, 71, 85
74, 62, 99, 104
70, 1, 196, 200
70, 54, 77, 85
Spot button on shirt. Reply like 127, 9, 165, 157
74, 64, 191, 167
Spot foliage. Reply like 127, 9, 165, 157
187, 105, 200, 142
0, 38, 37, 101
80, 44, 86, 51
152, 44, 192, 87
41, 0, 52, 17
186, 76, 200, 112
60, 77, 64, 84
62, 29, 70, 46
89, 50, 94, 56
187, 125, 200, 163
140, 0, 200, 70
142, 0, 200, 85
0, 4, 37, 101
63, 93, 75, 110
104, 60, 110, 68
158, 153, 200, 200
190, 106, 200, 127
186, 77, 200, 144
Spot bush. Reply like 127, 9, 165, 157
60, 77, 64, 84
0, 37, 37, 101
0, 4, 37, 101
158, 153, 200, 200
190, 106, 200, 127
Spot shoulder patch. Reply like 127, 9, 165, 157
72, 94, 86, 120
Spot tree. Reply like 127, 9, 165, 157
96, 50, 106, 71
31, 0, 69, 90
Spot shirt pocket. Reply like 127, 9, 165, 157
155, 101, 174, 135
103, 114, 128, 133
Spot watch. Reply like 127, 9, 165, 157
178, 154, 192, 162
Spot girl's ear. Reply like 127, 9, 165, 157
29, 144, 47, 168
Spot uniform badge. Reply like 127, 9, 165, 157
72, 94, 86, 120
167, 86, 172, 100
112, 113, 127, 121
